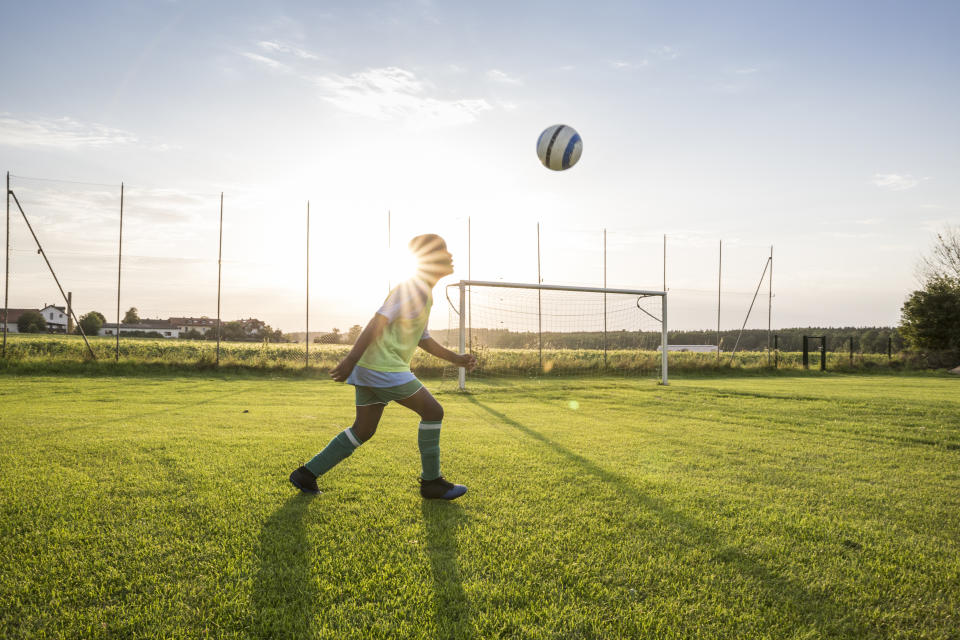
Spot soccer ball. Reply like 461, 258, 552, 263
536, 124, 582, 171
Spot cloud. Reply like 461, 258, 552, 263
240, 52, 293, 73
609, 59, 648, 70
486, 69, 522, 85
0, 114, 138, 149
313, 67, 492, 127
872, 173, 929, 191
651, 45, 679, 60
257, 40, 319, 61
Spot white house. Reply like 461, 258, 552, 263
99, 321, 180, 338
40, 304, 68, 333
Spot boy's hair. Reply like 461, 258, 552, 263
409, 234, 447, 258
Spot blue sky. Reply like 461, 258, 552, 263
1, 1, 958, 333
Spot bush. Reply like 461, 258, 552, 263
900, 277, 960, 351
16, 310, 47, 333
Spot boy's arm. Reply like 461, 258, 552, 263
418, 336, 477, 371
329, 314, 389, 382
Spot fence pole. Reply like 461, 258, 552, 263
468, 215, 472, 352
774, 334, 779, 368
537, 222, 542, 374
849, 336, 854, 367
603, 228, 607, 368
216, 192, 223, 366
305, 200, 310, 368
387, 210, 391, 294
3, 171, 9, 358
661, 292, 668, 385
458, 281, 466, 390
767, 245, 773, 365
717, 239, 722, 363
115, 182, 124, 361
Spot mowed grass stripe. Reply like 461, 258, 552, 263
0, 374, 958, 639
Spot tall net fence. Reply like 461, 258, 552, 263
440, 283, 665, 380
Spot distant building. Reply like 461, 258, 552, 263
99, 319, 180, 339
1, 306, 67, 333
657, 344, 719, 353
1, 308, 37, 333
40, 304, 68, 333
169, 316, 216, 335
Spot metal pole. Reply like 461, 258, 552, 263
820, 338, 826, 371
216, 192, 223, 366
3, 172, 9, 358
8, 190, 95, 359
537, 222, 542, 374
115, 183, 124, 361
468, 215, 472, 352
458, 281, 466, 390
305, 200, 310, 368
387, 210, 391, 294
663, 233, 666, 292
774, 334, 779, 368
717, 239, 722, 363
849, 336, 854, 367
767, 245, 773, 366
661, 292, 668, 385
603, 228, 607, 368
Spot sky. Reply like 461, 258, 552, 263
1, 0, 958, 334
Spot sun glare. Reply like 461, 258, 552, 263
388, 246, 420, 284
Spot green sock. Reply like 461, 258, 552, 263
418, 421, 442, 481
304, 427, 362, 477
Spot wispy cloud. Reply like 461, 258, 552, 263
651, 45, 679, 60
609, 59, 648, 70
0, 114, 138, 149
486, 69, 522, 85
240, 52, 293, 73
257, 40, 320, 61
313, 67, 492, 127
872, 173, 929, 191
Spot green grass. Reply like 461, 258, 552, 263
1, 372, 958, 639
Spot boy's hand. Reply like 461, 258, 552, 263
456, 353, 478, 372
330, 357, 357, 382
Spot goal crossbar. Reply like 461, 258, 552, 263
449, 280, 668, 387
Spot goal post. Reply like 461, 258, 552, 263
448, 280, 668, 389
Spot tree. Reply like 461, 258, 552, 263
123, 307, 140, 324
346, 324, 363, 344
16, 310, 47, 333
900, 277, 960, 351
918, 224, 960, 284
77, 311, 105, 336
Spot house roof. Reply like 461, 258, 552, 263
41, 305, 66, 313
168, 317, 216, 326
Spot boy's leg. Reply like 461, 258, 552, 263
290, 403, 385, 493
397, 387, 466, 500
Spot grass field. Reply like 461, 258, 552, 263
1, 372, 958, 639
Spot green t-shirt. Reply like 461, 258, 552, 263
357, 279, 433, 373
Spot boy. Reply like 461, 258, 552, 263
289, 234, 477, 500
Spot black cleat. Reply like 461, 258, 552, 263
419, 476, 467, 500
289, 466, 320, 494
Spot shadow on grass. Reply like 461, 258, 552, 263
465, 395, 874, 638
422, 500, 476, 640
250, 494, 317, 639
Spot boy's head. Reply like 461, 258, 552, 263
409, 234, 453, 283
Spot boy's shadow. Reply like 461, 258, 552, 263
422, 500, 476, 640
250, 494, 317, 638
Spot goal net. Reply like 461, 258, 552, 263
440, 280, 667, 388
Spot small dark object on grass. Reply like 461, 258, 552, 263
842, 539, 863, 550
242, 409, 249, 413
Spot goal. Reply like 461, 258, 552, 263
443, 280, 668, 389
